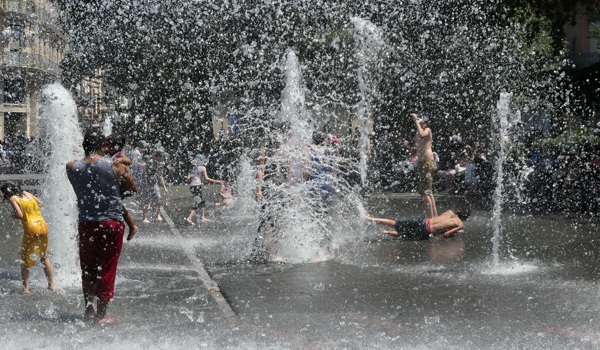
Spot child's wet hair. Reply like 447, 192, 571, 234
82, 130, 105, 155
105, 133, 128, 151
0, 181, 23, 199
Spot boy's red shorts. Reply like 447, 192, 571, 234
78, 220, 124, 301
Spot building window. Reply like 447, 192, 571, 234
4, 78, 26, 104
9, 24, 24, 52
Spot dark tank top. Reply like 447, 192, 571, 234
69, 158, 123, 223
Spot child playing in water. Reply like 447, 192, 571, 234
365, 208, 470, 240
103, 133, 138, 240
185, 155, 223, 225
1, 182, 56, 294
215, 181, 234, 207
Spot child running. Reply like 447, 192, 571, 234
103, 133, 138, 240
185, 155, 223, 225
1, 182, 56, 294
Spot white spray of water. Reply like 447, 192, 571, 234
38, 83, 82, 287
351, 17, 385, 187
264, 50, 333, 263
279, 49, 312, 144
233, 153, 258, 218
103, 116, 113, 136
491, 92, 512, 267
250, 49, 369, 263
280, 49, 313, 186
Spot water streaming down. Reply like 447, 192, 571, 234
350, 17, 385, 187
240, 50, 372, 263
232, 152, 258, 218
37, 84, 83, 286
279, 49, 313, 185
490, 92, 512, 267
269, 50, 375, 263
257, 50, 332, 263
488, 92, 536, 273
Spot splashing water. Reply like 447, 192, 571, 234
37, 83, 82, 287
351, 17, 385, 187
233, 152, 258, 218
280, 49, 313, 185
491, 92, 512, 267
261, 50, 327, 263
254, 50, 371, 263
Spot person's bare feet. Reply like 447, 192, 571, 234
96, 315, 121, 325
48, 283, 56, 292
269, 254, 284, 263
84, 307, 96, 320
142, 218, 151, 224
156, 215, 164, 222
383, 230, 400, 237
200, 217, 211, 223
207, 283, 220, 292
127, 225, 139, 241
185, 218, 196, 226
21, 287, 30, 294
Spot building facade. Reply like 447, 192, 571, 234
0, 0, 64, 141
71, 68, 119, 130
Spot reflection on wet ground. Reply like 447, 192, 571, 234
0, 186, 598, 349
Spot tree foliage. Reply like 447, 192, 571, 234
500, 0, 600, 54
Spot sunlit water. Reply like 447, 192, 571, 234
0, 0, 596, 348
351, 17, 385, 187
491, 92, 512, 266
231, 153, 259, 218
480, 260, 540, 275
251, 50, 368, 263
0, 187, 598, 350
35, 84, 83, 287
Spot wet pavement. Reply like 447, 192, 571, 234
0, 184, 599, 349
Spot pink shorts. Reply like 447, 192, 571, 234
78, 220, 124, 302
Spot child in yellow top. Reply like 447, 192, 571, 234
1, 182, 56, 294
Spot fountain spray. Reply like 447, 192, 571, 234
38, 83, 83, 287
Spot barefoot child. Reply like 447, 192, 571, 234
1, 182, 56, 293
215, 181, 234, 207
104, 133, 138, 240
365, 208, 470, 240
185, 155, 223, 225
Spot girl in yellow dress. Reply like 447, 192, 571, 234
1, 182, 55, 294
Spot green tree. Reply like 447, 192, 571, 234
500, 0, 600, 55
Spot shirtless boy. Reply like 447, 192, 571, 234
410, 112, 438, 217
365, 209, 469, 240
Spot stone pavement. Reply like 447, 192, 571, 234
0, 185, 598, 349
